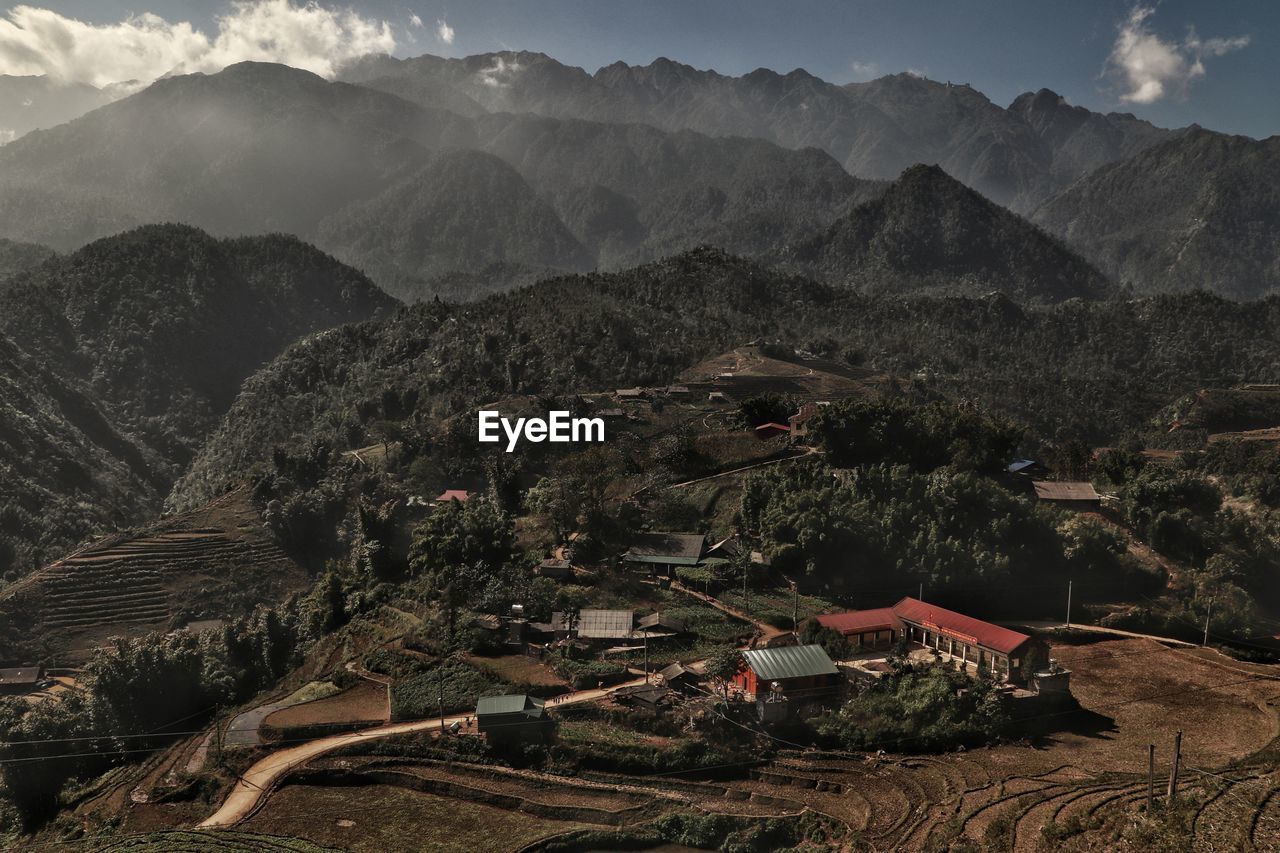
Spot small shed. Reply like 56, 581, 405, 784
475, 694, 552, 744
624, 532, 706, 578
611, 684, 672, 713
1031, 481, 1101, 509
754, 422, 791, 440
659, 662, 699, 693
0, 667, 44, 695
634, 612, 689, 639
434, 489, 471, 504
537, 558, 573, 580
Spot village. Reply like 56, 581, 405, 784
3, 345, 1279, 852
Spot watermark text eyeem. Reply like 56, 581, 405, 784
478, 410, 604, 452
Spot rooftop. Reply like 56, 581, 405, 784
434, 489, 471, 503
476, 694, 545, 719
814, 607, 900, 635
624, 532, 705, 566
892, 597, 1033, 655
741, 644, 838, 681
1031, 481, 1101, 502
577, 609, 636, 639
0, 667, 42, 685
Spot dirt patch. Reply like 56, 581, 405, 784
265, 680, 389, 729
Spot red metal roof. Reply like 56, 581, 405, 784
755, 422, 791, 433
434, 489, 471, 503
814, 608, 901, 635
891, 597, 1031, 655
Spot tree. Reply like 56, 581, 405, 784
704, 646, 744, 697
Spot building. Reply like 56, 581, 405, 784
812, 607, 900, 650
611, 684, 672, 713
1007, 459, 1049, 478
891, 597, 1047, 683
754, 422, 791, 440
434, 489, 471, 504
1031, 481, 1102, 509
623, 532, 706, 578
615, 387, 646, 402
788, 402, 826, 440
575, 609, 636, 642
0, 667, 43, 695
659, 662, 700, 693
731, 644, 841, 701
634, 612, 689, 640
475, 694, 552, 744
537, 558, 573, 580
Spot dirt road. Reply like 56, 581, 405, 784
198, 677, 648, 828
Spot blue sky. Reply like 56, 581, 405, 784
5, 0, 1277, 137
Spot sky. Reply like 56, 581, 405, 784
1, 0, 1276, 138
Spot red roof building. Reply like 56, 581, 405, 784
434, 489, 471, 504
811, 597, 1047, 683
754, 422, 791, 439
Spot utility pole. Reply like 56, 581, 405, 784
1203, 599, 1213, 647
792, 581, 799, 632
1066, 580, 1073, 628
438, 667, 446, 733
918, 582, 923, 602
644, 631, 649, 684
1147, 743, 1155, 813
1167, 730, 1182, 801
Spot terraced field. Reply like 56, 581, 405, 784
0, 487, 310, 660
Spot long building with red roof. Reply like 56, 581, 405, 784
813, 597, 1047, 683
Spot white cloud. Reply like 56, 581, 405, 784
0, 129, 15, 145
849, 60, 877, 82
1107, 5, 1249, 104
409, 13, 423, 29
0, 1, 397, 89
435, 18, 454, 45
477, 54, 521, 88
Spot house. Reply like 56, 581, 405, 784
537, 558, 573, 580
754, 422, 791, 440
576, 609, 636, 642
611, 684, 672, 713
616, 388, 646, 402
659, 662, 700, 693
1031, 481, 1101, 509
597, 408, 626, 419
890, 597, 1048, 683
624, 532, 706, 578
434, 489, 471, 504
666, 386, 691, 397
788, 402, 826, 439
708, 391, 729, 404
475, 694, 552, 744
812, 607, 901, 650
705, 536, 770, 568
0, 667, 44, 696
634, 612, 688, 640
731, 644, 841, 701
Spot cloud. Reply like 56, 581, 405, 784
0, 129, 15, 145
1107, 5, 1249, 104
849, 60, 877, 82
409, 13, 423, 29
477, 54, 521, 88
435, 18, 454, 45
0, 1, 397, 89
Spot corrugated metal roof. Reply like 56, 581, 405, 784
742, 644, 838, 681
476, 694, 544, 717
577, 609, 635, 639
624, 532, 705, 566
0, 668, 41, 684
815, 607, 901, 635
636, 612, 687, 634
892, 597, 1032, 655
1032, 481, 1100, 502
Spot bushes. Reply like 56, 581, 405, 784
389, 659, 503, 719
549, 654, 628, 690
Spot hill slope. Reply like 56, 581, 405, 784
783, 164, 1113, 302
1033, 128, 1280, 299
171, 250, 1280, 510
0, 238, 54, 282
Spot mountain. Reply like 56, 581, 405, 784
1033, 128, 1280, 299
0, 75, 116, 145
341, 52, 1175, 211
0, 238, 54, 282
316, 148, 593, 296
0, 224, 397, 469
171, 249, 1280, 511
783, 164, 1113, 303
0, 61, 879, 301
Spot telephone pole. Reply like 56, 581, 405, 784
1147, 744, 1155, 813
1167, 730, 1182, 801
1203, 599, 1213, 647
792, 581, 799, 632
438, 668, 446, 733
1066, 580, 1073, 628
644, 632, 650, 684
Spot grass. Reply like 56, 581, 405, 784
717, 586, 840, 631
84, 829, 340, 851
243, 783, 585, 852
558, 720, 661, 751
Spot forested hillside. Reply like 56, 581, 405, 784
1033, 128, 1280, 299
170, 249, 1280, 511
0, 225, 394, 578
782, 164, 1112, 302
0, 238, 54, 282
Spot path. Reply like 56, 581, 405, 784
199, 676, 649, 828
666, 448, 816, 490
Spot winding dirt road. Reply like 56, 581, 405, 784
199, 677, 648, 828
